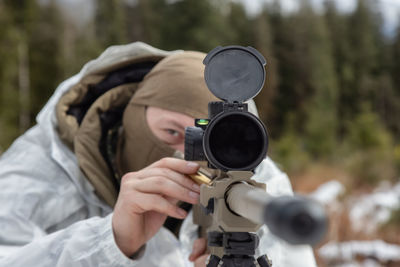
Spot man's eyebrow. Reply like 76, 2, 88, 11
164, 119, 186, 130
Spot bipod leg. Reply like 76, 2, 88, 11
257, 254, 272, 267
221, 255, 256, 267
207, 254, 221, 267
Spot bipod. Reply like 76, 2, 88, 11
206, 232, 272, 267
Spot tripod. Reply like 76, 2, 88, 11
206, 231, 272, 267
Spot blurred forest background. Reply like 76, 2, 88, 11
0, 0, 399, 266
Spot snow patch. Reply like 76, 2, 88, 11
349, 181, 400, 233
319, 240, 400, 263
309, 180, 345, 205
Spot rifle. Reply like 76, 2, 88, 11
184, 46, 327, 267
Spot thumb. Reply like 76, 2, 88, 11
194, 254, 210, 267
189, 238, 207, 262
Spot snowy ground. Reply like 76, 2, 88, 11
308, 180, 400, 267
348, 182, 400, 234
319, 240, 400, 267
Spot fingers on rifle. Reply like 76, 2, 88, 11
165, 196, 180, 205
147, 157, 200, 174
132, 177, 199, 205
134, 192, 187, 219
135, 167, 201, 193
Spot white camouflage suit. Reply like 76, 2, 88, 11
0, 42, 317, 267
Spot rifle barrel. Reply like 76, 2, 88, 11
226, 182, 328, 245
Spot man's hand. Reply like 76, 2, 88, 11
189, 238, 209, 267
112, 158, 201, 257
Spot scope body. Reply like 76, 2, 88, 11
185, 46, 269, 172
185, 101, 268, 171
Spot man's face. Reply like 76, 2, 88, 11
146, 106, 194, 152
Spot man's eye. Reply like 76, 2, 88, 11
166, 129, 180, 137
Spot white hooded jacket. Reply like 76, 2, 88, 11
0, 42, 317, 267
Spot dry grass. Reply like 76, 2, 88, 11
286, 163, 400, 266
289, 163, 351, 193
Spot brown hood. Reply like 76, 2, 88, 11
56, 46, 219, 207
117, 51, 219, 175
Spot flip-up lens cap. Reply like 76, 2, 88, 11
203, 46, 266, 102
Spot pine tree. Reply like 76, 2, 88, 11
130, 0, 168, 47
393, 25, 400, 91
324, 0, 353, 137
0, 0, 43, 150
298, 1, 339, 156
226, 2, 251, 45
0, 2, 20, 151
347, 0, 381, 108
28, 0, 64, 119
94, 0, 127, 48
346, 0, 400, 140
159, 0, 231, 51
385, 24, 400, 138
252, 7, 279, 128
271, 1, 320, 139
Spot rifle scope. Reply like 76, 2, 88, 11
185, 46, 268, 171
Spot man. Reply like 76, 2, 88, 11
0, 42, 316, 266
